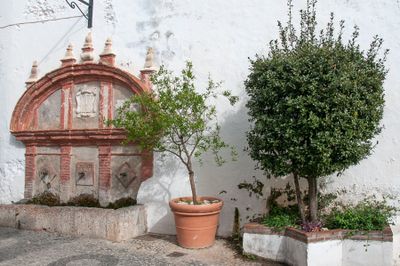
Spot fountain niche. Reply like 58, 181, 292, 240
10, 33, 155, 206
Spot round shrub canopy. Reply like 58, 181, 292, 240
245, 12, 387, 180
245, 0, 388, 223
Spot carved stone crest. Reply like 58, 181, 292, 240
115, 162, 137, 189
75, 162, 94, 186
76, 85, 97, 118
38, 167, 57, 191
36, 156, 59, 193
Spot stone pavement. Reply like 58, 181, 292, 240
0, 227, 283, 266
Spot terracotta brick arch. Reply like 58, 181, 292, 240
11, 63, 149, 133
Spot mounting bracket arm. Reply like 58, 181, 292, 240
65, 0, 93, 28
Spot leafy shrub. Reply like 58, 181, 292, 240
261, 203, 299, 230
245, 0, 387, 223
262, 196, 396, 232
67, 194, 100, 207
324, 200, 396, 231
106, 197, 137, 209
27, 191, 60, 206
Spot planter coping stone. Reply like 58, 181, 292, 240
244, 222, 393, 243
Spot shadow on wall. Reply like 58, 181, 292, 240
196, 102, 296, 235
138, 153, 181, 234
8, 135, 24, 150
139, 101, 295, 236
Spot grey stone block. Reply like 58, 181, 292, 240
0, 204, 147, 242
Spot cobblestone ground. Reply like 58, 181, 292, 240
0, 227, 283, 266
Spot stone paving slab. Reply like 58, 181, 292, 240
0, 227, 283, 266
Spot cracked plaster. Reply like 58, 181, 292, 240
25, 0, 67, 20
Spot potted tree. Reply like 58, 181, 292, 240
109, 62, 238, 248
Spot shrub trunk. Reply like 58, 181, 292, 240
308, 177, 318, 222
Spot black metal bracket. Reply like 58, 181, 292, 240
65, 0, 93, 28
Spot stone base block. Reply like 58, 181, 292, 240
243, 223, 394, 266
0, 204, 147, 242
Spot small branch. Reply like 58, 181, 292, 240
190, 131, 203, 153
189, 136, 201, 157
180, 136, 191, 162
163, 148, 188, 167
169, 131, 180, 145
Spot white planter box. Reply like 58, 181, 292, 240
243, 223, 394, 266
0, 204, 147, 242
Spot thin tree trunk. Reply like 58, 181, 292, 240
187, 161, 198, 204
308, 177, 318, 222
293, 172, 306, 224
180, 135, 198, 205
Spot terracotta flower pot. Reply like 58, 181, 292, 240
169, 196, 223, 249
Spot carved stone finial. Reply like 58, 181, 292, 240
61, 44, 76, 66
83, 32, 93, 49
64, 44, 74, 59
80, 32, 94, 63
26, 61, 38, 86
140, 47, 156, 90
143, 47, 156, 70
99, 37, 116, 66
101, 37, 114, 55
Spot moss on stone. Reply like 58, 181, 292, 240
67, 194, 100, 208
106, 197, 137, 209
27, 191, 60, 206
26, 193, 137, 209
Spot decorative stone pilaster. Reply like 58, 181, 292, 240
141, 150, 153, 181
25, 61, 38, 87
60, 146, 72, 202
80, 32, 94, 63
24, 145, 36, 199
98, 145, 112, 205
99, 38, 116, 66
60, 81, 73, 130
140, 47, 156, 90
61, 44, 76, 67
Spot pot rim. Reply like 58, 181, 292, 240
169, 196, 223, 213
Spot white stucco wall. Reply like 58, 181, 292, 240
1, 0, 400, 236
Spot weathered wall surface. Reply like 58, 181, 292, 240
1, 0, 400, 236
